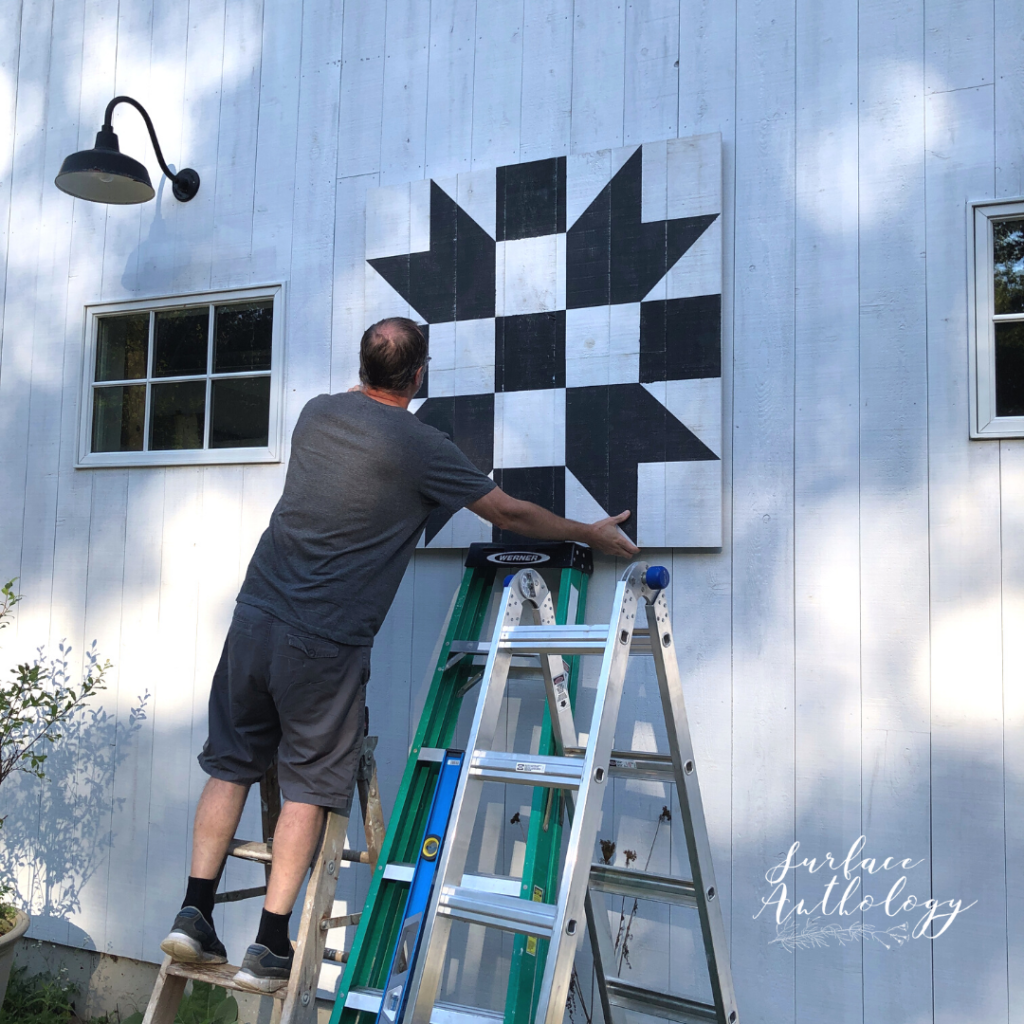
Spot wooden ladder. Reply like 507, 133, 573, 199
143, 721, 386, 1024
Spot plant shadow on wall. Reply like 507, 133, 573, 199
0, 580, 149, 943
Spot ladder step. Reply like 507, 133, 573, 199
383, 863, 416, 883
437, 886, 557, 938
165, 961, 287, 1001
562, 747, 676, 782
499, 624, 611, 655
469, 750, 584, 789
604, 978, 718, 1023
227, 839, 273, 864
461, 873, 522, 898
589, 865, 697, 908
228, 838, 371, 865
344, 990, 503, 1024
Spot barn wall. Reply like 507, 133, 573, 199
0, 1, 1021, 1022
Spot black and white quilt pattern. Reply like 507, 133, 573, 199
364, 134, 723, 548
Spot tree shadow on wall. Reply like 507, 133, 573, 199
0, 688, 149, 946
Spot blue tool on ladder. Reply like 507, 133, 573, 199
376, 749, 465, 1024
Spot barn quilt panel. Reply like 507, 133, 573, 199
363, 134, 723, 548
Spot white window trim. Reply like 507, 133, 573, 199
77, 284, 286, 467
969, 198, 1024, 439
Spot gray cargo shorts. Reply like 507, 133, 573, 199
198, 602, 370, 811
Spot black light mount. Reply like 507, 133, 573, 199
55, 96, 200, 205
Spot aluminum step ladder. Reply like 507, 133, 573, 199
142, 721, 385, 1024
332, 542, 592, 1024
403, 563, 739, 1024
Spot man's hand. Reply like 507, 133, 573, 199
467, 487, 641, 558
587, 511, 640, 558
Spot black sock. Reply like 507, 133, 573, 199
255, 908, 292, 958
183, 876, 217, 923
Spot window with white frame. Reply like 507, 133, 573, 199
79, 286, 283, 466
970, 200, 1024, 438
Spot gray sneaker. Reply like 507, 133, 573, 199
233, 943, 293, 993
160, 907, 227, 964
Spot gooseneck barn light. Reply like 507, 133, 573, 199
55, 96, 200, 205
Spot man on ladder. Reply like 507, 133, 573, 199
158, 316, 639, 994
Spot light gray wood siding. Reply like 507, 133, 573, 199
0, 1, 1020, 1021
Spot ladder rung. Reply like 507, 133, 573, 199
227, 839, 272, 864
437, 886, 556, 938
213, 885, 266, 905
227, 839, 371, 865
383, 863, 415, 883
589, 865, 697, 907
461, 873, 522, 898
345, 987, 383, 1013
343, 991, 502, 1024
562, 747, 676, 781
469, 750, 584, 789
165, 961, 286, 1000
431, 1002, 505, 1024
605, 978, 718, 1023
499, 624, 611, 655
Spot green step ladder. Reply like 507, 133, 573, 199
330, 541, 592, 1024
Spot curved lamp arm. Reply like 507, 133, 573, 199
104, 95, 200, 202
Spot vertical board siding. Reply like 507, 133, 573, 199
995, 4, 1024, 1022
792, 1, 862, 1021
0, 2, 1018, 1022
857, 3, 933, 1023
731, 1, 796, 1022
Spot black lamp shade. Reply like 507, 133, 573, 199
55, 127, 155, 205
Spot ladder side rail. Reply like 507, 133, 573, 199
530, 575, 578, 752
332, 567, 493, 1024
405, 582, 526, 1024
504, 568, 589, 1024
645, 592, 738, 1024
534, 573, 641, 1024
583, 888, 619, 1024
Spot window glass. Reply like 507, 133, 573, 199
994, 219, 1024, 315
210, 377, 271, 447
215, 301, 273, 373
96, 314, 148, 381
154, 308, 209, 377
92, 385, 146, 451
995, 321, 1024, 417
150, 380, 206, 450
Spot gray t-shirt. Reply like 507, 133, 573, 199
237, 391, 495, 645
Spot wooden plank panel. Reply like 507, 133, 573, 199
671, 2, 735, 983
858, 2, 932, 1020
379, 0, 430, 187
520, 0, 572, 162
731, 0, 796, 1020
210, 0, 263, 288
792, 2, 861, 1021
996, 5, 1024, 1020
332, 173, 377, 391
425, 0, 476, 179
141, 468, 205, 963
102, 469, 164, 961
470, 0, 522, 170
569, 0, 626, 154
924, 45, 1005, 1019
337, 0, 387, 180
0, 0, 24, 391
623, 0, 679, 147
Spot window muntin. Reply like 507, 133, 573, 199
79, 287, 282, 466
970, 201, 1024, 438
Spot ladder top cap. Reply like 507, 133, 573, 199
465, 542, 593, 575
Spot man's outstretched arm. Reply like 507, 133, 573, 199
467, 486, 640, 559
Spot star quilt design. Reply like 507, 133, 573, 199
363, 134, 723, 547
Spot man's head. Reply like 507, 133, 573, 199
359, 317, 428, 396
